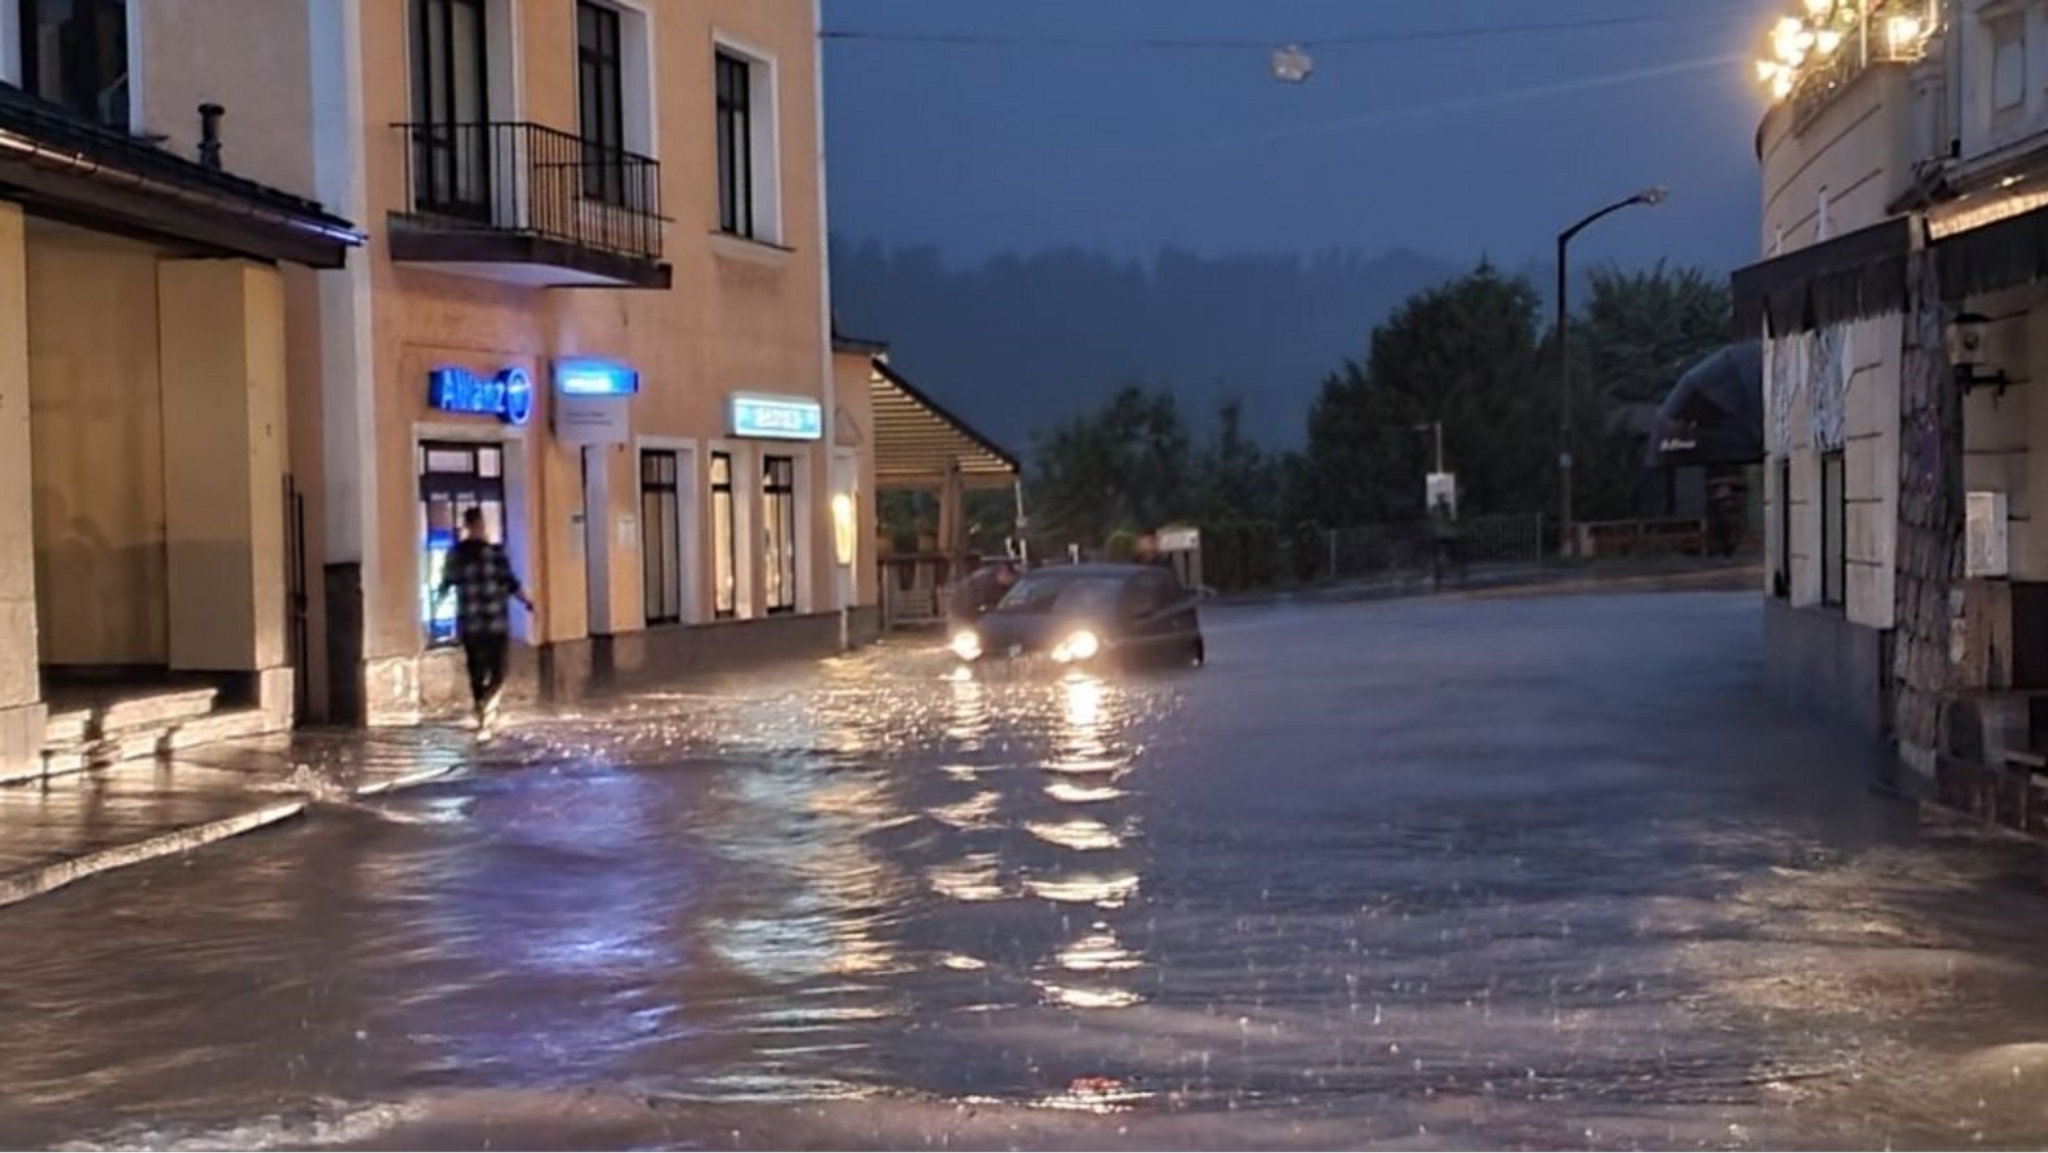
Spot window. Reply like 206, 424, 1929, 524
418, 441, 506, 646
711, 451, 737, 619
641, 450, 682, 625
1993, 15, 2027, 114
411, 0, 492, 219
577, 1, 625, 205
715, 51, 754, 237
1821, 452, 1846, 608
19, 0, 128, 129
763, 455, 798, 614
1774, 457, 1792, 600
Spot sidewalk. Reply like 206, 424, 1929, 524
1220, 557, 1762, 609
0, 727, 476, 910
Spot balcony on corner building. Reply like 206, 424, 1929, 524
388, 120, 670, 289
1766, 0, 1938, 130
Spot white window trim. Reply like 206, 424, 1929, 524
792, 451, 815, 615
634, 435, 701, 626
580, 0, 657, 160
712, 29, 784, 245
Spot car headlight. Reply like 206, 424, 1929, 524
1052, 629, 1101, 664
950, 630, 984, 662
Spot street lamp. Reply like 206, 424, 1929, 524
1556, 186, 1668, 556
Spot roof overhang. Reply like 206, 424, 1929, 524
0, 85, 361, 268
870, 359, 1019, 490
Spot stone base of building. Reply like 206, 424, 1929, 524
363, 607, 884, 726
0, 702, 48, 783
1763, 598, 1890, 737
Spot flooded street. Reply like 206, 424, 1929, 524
6, 591, 2048, 1149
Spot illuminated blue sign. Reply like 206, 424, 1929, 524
429, 366, 533, 426
730, 393, 823, 441
555, 358, 640, 397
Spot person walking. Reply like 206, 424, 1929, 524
436, 508, 534, 735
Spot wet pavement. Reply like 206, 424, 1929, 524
5, 591, 2048, 1149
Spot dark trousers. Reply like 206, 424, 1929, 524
461, 633, 509, 708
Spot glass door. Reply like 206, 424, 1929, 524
641, 450, 682, 625
763, 456, 798, 615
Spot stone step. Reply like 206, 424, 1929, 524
160, 709, 276, 753
42, 709, 91, 748
87, 729, 170, 768
99, 689, 218, 735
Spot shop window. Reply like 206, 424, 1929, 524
577, 1, 625, 204
641, 449, 682, 625
763, 455, 798, 615
711, 451, 737, 619
19, 0, 128, 129
1821, 452, 1846, 608
418, 440, 506, 646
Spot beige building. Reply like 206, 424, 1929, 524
0, 0, 880, 780
300, 0, 872, 724
0, 1, 361, 779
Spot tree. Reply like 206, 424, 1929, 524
1193, 397, 1281, 524
1031, 384, 1191, 546
1300, 263, 1551, 526
1568, 262, 1734, 520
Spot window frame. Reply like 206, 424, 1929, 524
577, 0, 626, 205
1820, 451, 1847, 608
16, 0, 131, 130
640, 449, 682, 626
762, 454, 798, 615
711, 450, 738, 620
714, 49, 754, 238
410, 0, 495, 221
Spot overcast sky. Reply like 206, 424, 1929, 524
820, 0, 1784, 271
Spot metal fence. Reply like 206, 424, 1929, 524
392, 120, 666, 261
1322, 512, 1547, 582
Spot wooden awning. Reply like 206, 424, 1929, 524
870, 359, 1019, 489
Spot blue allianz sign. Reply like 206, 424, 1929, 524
430, 366, 534, 426
555, 358, 640, 397
730, 393, 823, 441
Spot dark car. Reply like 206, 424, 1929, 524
949, 563, 1205, 669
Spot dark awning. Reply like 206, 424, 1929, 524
1647, 343, 1764, 469
870, 359, 1020, 489
1936, 201, 2048, 303
1731, 216, 1912, 337
0, 83, 361, 268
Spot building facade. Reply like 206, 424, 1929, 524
303, 0, 866, 725
1741, 0, 2048, 788
0, 0, 876, 777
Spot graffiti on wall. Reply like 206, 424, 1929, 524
1765, 321, 1853, 455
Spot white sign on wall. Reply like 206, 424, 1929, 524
1968, 491, 2011, 579
554, 395, 631, 446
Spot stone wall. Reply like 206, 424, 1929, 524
1892, 249, 1963, 788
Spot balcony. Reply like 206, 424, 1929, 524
388, 121, 670, 289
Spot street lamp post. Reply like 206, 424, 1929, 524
1556, 186, 1668, 557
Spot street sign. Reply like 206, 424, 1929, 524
1427, 472, 1459, 519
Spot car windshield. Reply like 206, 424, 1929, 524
994, 574, 1126, 616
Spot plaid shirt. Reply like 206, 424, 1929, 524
439, 539, 523, 639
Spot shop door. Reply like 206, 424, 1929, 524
418, 441, 506, 646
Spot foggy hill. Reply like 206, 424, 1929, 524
829, 242, 1469, 454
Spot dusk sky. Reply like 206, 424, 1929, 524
821, 0, 1785, 272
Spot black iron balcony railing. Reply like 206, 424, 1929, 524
393, 120, 664, 263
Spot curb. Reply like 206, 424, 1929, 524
0, 764, 465, 912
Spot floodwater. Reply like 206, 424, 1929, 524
4, 592, 2048, 1149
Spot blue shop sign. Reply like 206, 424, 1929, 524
555, 358, 640, 397
430, 366, 534, 426
730, 393, 823, 441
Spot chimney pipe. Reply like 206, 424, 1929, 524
198, 103, 224, 170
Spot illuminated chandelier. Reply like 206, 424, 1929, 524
1754, 0, 1932, 104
